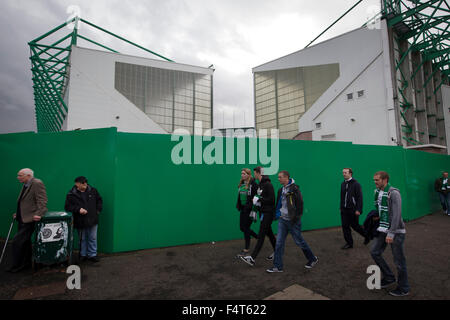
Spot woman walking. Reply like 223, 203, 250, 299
236, 168, 258, 255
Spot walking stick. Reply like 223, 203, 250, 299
0, 217, 15, 265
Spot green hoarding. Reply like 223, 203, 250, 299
0, 127, 448, 253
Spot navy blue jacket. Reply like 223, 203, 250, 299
340, 178, 363, 213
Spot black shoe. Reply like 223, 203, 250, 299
389, 287, 409, 297
5, 267, 18, 273
266, 253, 274, 261
363, 238, 370, 245
341, 244, 353, 249
236, 250, 249, 258
88, 256, 100, 263
305, 256, 319, 269
6, 264, 28, 273
380, 278, 396, 289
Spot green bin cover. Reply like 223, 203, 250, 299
33, 211, 73, 265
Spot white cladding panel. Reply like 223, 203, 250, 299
65, 46, 213, 134
254, 25, 398, 146
312, 54, 391, 144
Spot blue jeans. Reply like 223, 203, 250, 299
370, 232, 409, 292
438, 193, 450, 213
78, 225, 98, 258
273, 218, 316, 270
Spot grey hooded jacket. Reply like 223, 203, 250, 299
386, 187, 406, 239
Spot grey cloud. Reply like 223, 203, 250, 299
0, 0, 380, 133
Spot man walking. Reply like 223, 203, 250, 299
434, 171, 450, 215
340, 168, 365, 249
239, 167, 276, 266
65, 176, 103, 263
266, 171, 318, 273
7, 168, 47, 273
370, 171, 409, 297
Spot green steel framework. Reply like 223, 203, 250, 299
29, 17, 173, 133
382, 0, 450, 145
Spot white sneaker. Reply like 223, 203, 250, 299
266, 267, 283, 273
266, 252, 274, 261
240, 255, 255, 266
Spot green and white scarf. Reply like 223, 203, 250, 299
374, 184, 391, 233
442, 178, 449, 191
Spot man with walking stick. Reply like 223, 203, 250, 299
6, 168, 47, 273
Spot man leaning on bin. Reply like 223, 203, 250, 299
7, 168, 47, 273
65, 176, 103, 263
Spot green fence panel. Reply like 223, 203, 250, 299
112, 132, 256, 252
276, 140, 409, 231
403, 148, 449, 221
0, 128, 117, 253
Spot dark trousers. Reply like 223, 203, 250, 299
251, 213, 276, 259
370, 232, 409, 292
11, 222, 35, 268
240, 210, 258, 250
341, 208, 365, 246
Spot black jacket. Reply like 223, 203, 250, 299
65, 185, 103, 229
340, 178, 363, 213
435, 177, 449, 194
236, 178, 258, 214
363, 210, 379, 243
257, 176, 276, 216
276, 179, 303, 223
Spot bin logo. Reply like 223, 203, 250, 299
42, 228, 52, 239
40, 223, 65, 243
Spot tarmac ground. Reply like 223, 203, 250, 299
0, 211, 449, 300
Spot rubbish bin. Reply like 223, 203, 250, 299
32, 211, 73, 269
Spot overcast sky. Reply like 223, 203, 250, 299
0, 0, 380, 134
